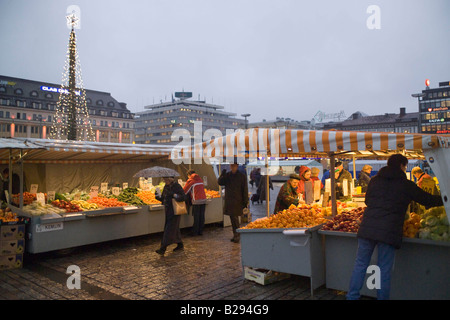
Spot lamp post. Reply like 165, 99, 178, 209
241, 113, 251, 129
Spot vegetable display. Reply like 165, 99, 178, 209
320, 207, 365, 233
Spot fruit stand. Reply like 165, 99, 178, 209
0, 138, 223, 254
172, 128, 449, 298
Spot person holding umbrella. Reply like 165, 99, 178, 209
154, 176, 186, 255
134, 167, 187, 256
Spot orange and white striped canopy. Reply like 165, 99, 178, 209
171, 128, 446, 162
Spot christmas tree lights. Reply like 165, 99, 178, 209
49, 13, 95, 141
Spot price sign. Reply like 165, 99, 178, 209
90, 186, 99, 198
47, 191, 56, 201
101, 182, 108, 193
203, 176, 208, 186
30, 184, 38, 194
123, 182, 128, 189
343, 179, 348, 197
421, 178, 438, 195
325, 179, 331, 194
313, 180, 321, 201
112, 187, 120, 196
36, 192, 46, 205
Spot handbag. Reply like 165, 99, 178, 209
172, 198, 188, 215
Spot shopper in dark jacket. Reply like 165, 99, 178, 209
155, 177, 186, 255
218, 163, 248, 243
347, 154, 443, 300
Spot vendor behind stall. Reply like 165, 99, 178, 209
335, 161, 353, 201
273, 174, 303, 214
1, 168, 20, 203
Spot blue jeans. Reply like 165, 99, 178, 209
347, 238, 396, 300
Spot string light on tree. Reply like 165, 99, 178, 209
49, 10, 94, 141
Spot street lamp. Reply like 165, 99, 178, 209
412, 92, 426, 133
241, 113, 251, 129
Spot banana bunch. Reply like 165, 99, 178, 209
71, 200, 99, 211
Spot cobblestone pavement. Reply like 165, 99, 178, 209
0, 182, 351, 301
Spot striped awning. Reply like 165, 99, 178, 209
0, 138, 173, 164
171, 128, 447, 162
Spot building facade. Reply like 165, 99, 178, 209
0, 75, 135, 143
322, 107, 419, 133
246, 117, 313, 129
134, 92, 245, 144
413, 80, 450, 134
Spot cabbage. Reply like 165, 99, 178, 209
423, 206, 445, 218
439, 213, 449, 226
431, 225, 448, 236
425, 216, 439, 227
430, 233, 443, 241
419, 227, 431, 240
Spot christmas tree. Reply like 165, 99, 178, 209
49, 12, 95, 141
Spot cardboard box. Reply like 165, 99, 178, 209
244, 266, 290, 285
1, 239, 25, 255
0, 254, 23, 270
0, 224, 25, 240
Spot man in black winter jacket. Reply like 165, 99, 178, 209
347, 154, 443, 300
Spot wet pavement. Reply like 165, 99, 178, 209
0, 182, 350, 302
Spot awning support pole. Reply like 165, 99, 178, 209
330, 153, 337, 217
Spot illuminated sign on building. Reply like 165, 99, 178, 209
40, 86, 80, 96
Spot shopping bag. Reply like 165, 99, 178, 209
172, 198, 188, 215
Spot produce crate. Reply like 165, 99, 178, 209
318, 229, 450, 299
1, 239, 25, 255
0, 254, 23, 270
237, 225, 325, 296
244, 266, 290, 285
1, 224, 26, 240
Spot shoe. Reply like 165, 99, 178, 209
173, 243, 184, 252
230, 235, 240, 243
155, 248, 165, 255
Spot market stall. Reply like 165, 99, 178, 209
171, 128, 449, 298
0, 138, 223, 254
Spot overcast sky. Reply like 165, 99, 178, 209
1, 0, 449, 123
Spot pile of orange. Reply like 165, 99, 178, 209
205, 189, 220, 199
0, 208, 19, 223
242, 204, 327, 229
135, 190, 162, 204
403, 212, 421, 238
12, 192, 40, 205
87, 196, 128, 208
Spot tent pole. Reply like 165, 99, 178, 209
266, 156, 269, 217
352, 155, 356, 180
330, 154, 337, 217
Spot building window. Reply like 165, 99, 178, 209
96, 100, 103, 106
30, 91, 38, 97
107, 101, 114, 107
14, 88, 23, 95
0, 87, 6, 93
45, 93, 53, 99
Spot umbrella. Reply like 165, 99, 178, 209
133, 166, 180, 178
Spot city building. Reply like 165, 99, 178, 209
0, 75, 135, 143
322, 107, 419, 133
412, 80, 450, 134
134, 91, 245, 144
246, 117, 314, 129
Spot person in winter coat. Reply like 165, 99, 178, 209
357, 165, 372, 193
273, 174, 303, 214
257, 174, 273, 204
335, 161, 353, 200
411, 167, 433, 188
218, 163, 249, 243
296, 166, 314, 204
347, 154, 443, 300
155, 177, 186, 255
183, 170, 207, 236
